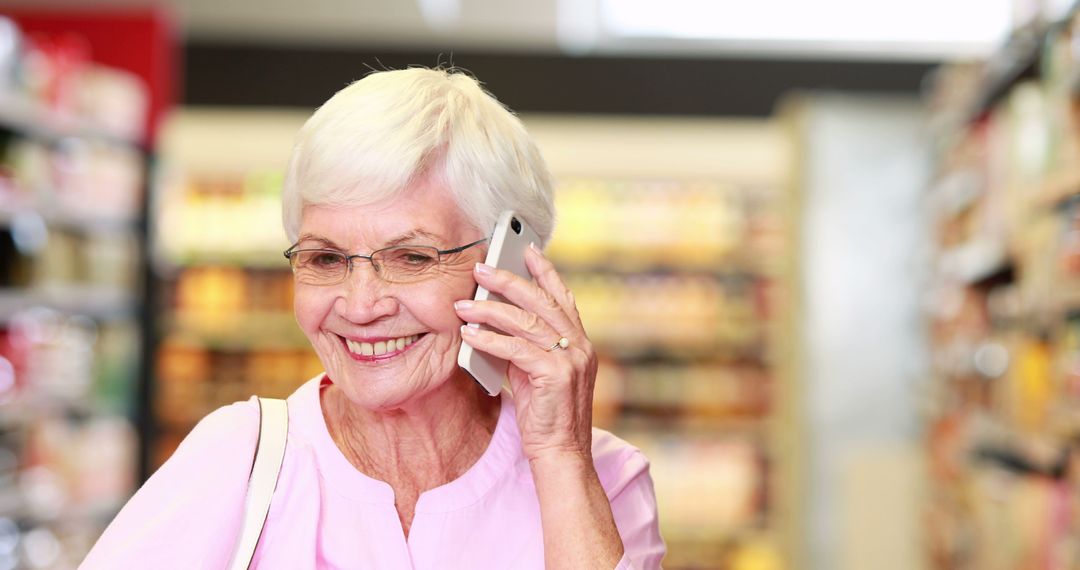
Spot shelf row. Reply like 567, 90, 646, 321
155, 172, 785, 275
0, 17, 153, 570
0, 93, 141, 148
0, 284, 136, 324
924, 6, 1080, 568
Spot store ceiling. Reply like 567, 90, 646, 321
177, 0, 561, 52
1, 0, 946, 115
4, 0, 1011, 60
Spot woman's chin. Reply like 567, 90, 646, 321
327, 367, 453, 412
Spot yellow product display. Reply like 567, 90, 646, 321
729, 537, 784, 570
549, 179, 750, 271
175, 266, 249, 327
1012, 338, 1053, 433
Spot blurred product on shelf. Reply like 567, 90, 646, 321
0, 18, 146, 143
567, 272, 765, 360
924, 5, 1080, 568
0, 309, 139, 570
156, 171, 290, 266
0, 15, 151, 569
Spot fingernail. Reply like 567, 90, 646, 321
454, 300, 473, 310
529, 242, 542, 254
475, 263, 494, 275
460, 324, 477, 336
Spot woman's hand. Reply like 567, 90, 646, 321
455, 243, 599, 464
456, 247, 627, 568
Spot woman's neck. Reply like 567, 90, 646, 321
320, 373, 501, 493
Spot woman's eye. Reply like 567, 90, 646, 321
389, 249, 436, 267
312, 253, 344, 267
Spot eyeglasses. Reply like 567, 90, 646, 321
283, 238, 487, 285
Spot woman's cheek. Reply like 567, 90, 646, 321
293, 288, 327, 337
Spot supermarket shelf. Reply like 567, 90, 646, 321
0, 93, 141, 148
1022, 281, 1080, 322
619, 404, 768, 429
0, 203, 138, 234
163, 311, 307, 349
958, 28, 1043, 125
1039, 167, 1080, 209
946, 3, 1080, 129
0, 284, 137, 323
931, 169, 982, 219
160, 252, 287, 270
600, 345, 767, 367
0, 395, 117, 431
1059, 287, 1080, 315
0, 488, 125, 526
968, 418, 1073, 478
939, 238, 1015, 286
558, 262, 767, 281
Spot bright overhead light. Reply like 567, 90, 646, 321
600, 0, 1013, 56
417, 0, 460, 31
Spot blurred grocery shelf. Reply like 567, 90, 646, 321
923, 3, 1080, 567
0, 9, 173, 569
0, 284, 136, 323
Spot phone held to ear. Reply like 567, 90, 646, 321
457, 210, 542, 396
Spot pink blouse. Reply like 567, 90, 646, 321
81, 376, 665, 569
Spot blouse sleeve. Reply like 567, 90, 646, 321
605, 449, 666, 570
80, 400, 260, 570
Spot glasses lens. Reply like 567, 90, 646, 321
291, 250, 348, 284
373, 246, 440, 283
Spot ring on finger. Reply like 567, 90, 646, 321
544, 337, 570, 352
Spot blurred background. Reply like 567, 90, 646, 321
0, 0, 1078, 569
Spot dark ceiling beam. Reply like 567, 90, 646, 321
183, 42, 936, 116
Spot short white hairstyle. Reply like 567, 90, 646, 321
282, 67, 556, 245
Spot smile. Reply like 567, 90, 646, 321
340, 333, 424, 361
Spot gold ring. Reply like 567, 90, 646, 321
545, 337, 569, 351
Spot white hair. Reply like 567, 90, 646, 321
281, 67, 556, 245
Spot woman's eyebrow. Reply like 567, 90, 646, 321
383, 229, 444, 248
295, 234, 342, 249
296, 230, 446, 250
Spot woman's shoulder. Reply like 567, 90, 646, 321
182, 376, 321, 460
179, 397, 262, 454
81, 398, 264, 568
185, 376, 321, 450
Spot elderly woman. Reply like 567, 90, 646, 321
83, 68, 664, 569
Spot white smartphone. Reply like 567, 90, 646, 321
457, 210, 543, 396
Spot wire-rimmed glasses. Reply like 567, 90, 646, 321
283, 238, 487, 285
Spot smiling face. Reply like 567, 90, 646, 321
292, 172, 486, 411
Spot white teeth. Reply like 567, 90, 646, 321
345, 334, 420, 356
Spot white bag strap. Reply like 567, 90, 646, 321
228, 397, 289, 570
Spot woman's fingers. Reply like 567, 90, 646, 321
454, 298, 559, 348
472, 260, 578, 340
460, 325, 573, 382
524, 243, 584, 331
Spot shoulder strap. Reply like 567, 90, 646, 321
228, 397, 289, 570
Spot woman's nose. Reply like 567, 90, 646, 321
335, 262, 399, 322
